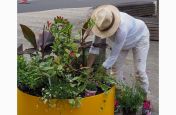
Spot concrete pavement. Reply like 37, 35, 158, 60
17, 7, 159, 115
17, 0, 156, 13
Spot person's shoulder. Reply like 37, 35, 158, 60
119, 12, 133, 18
119, 12, 135, 29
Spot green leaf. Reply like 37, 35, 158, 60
68, 99, 76, 108
88, 18, 95, 28
42, 72, 50, 77
70, 83, 76, 87
78, 84, 86, 92
20, 24, 37, 49
72, 77, 80, 81
65, 49, 70, 54
57, 65, 63, 70
41, 67, 54, 71
100, 84, 109, 91
75, 97, 81, 108
76, 53, 80, 58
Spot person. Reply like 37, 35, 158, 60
87, 5, 151, 115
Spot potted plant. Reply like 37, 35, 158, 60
115, 82, 145, 115
85, 81, 97, 97
17, 16, 116, 115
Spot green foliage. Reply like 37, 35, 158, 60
81, 18, 95, 40
86, 81, 97, 91
17, 55, 47, 90
68, 97, 81, 108
49, 17, 73, 50
49, 16, 80, 66
116, 82, 145, 112
94, 66, 116, 91
42, 83, 79, 100
87, 18, 95, 28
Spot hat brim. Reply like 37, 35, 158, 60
91, 5, 121, 39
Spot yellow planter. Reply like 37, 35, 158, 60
18, 86, 115, 115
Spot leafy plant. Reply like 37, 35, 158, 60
17, 55, 48, 95
94, 66, 116, 91
115, 82, 145, 112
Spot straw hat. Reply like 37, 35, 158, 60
91, 5, 121, 39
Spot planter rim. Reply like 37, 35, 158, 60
17, 86, 115, 100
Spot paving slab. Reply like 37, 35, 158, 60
17, 0, 156, 13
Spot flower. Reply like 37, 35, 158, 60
57, 16, 60, 19
114, 99, 119, 107
143, 100, 151, 109
57, 16, 63, 19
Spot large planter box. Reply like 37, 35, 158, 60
18, 86, 115, 115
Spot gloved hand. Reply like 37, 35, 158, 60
102, 65, 110, 74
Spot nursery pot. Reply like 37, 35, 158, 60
122, 108, 137, 115
18, 86, 115, 115
85, 89, 97, 97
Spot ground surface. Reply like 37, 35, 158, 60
17, 7, 159, 115
17, 0, 156, 13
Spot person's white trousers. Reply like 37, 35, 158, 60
107, 35, 150, 93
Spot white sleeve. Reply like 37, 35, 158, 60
103, 29, 127, 69
89, 36, 101, 55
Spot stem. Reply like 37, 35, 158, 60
83, 29, 91, 42
65, 64, 78, 72
48, 77, 52, 86
81, 29, 91, 67
41, 25, 45, 60
82, 48, 86, 66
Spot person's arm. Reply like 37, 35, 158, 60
87, 36, 101, 67
103, 29, 127, 69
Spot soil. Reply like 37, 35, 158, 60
17, 82, 46, 97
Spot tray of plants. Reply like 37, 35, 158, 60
115, 81, 146, 115
17, 16, 116, 115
